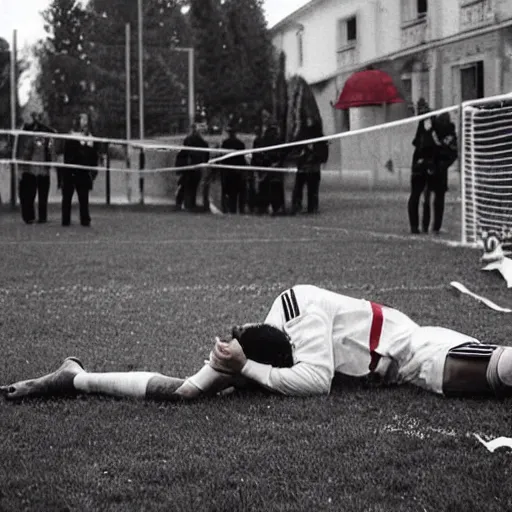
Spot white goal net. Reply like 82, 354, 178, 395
461, 94, 512, 248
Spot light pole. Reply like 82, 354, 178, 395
10, 29, 17, 209
173, 47, 195, 131
137, 0, 144, 141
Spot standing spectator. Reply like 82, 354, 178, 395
17, 112, 55, 224
253, 123, 283, 215
423, 112, 458, 235
220, 125, 247, 214
292, 117, 327, 214
60, 112, 100, 227
180, 124, 209, 211
407, 99, 437, 234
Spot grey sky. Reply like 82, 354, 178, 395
0, 0, 310, 46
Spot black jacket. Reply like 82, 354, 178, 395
180, 133, 209, 168
252, 126, 282, 168
61, 132, 101, 189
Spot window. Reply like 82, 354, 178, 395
402, 0, 428, 22
337, 15, 357, 49
297, 28, 304, 67
418, 0, 427, 17
401, 76, 415, 114
347, 17, 357, 42
460, 61, 484, 102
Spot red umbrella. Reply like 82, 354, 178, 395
335, 69, 404, 109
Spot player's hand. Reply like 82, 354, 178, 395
210, 337, 247, 374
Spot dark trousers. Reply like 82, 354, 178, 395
258, 174, 285, 214
184, 170, 202, 210
270, 179, 285, 214
408, 172, 428, 232
423, 188, 446, 233
292, 171, 321, 213
246, 172, 257, 213
222, 173, 246, 214
19, 173, 50, 223
423, 168, 448, 233
61, 173, 91, 226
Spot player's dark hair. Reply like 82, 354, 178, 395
236, 324, 294, 368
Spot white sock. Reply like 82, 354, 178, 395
73, 372, 160, 399
185, 364, 233, 392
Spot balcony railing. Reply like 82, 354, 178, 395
336, 42, 359, 70
400, 16, 428, 49
460, 0, 496, 31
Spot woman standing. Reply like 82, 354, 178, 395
60, 113, 100, 227
17, 113, 55, 224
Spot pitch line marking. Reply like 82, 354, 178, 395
0, 237, 323, 246
306, 225, 462, 247
381, 413, 480, 442
0, 282, 453, 300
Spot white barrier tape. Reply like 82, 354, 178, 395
0, 158, 298, 175
0, 129, 233, 154
1, 103, 462, 167
208, 163, 297, 174
450, 281, 512, 313
207, 104, 461, 166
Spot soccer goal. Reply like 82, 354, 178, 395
461, 93, 512, 248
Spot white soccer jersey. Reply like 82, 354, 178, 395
240, 285, 477, 396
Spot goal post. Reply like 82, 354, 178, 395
460, 93, 512, 248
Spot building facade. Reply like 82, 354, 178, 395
271, 0, 512, 135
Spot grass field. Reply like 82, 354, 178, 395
1, 179, 512, 512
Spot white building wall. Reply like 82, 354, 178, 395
273, 0, 387, 83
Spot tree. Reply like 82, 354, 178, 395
223, 0, 274, 126
189, 0, 231, 123
190, 0, 274, 130
85, 0, 192, 136
0, 37, 13, 130
35, 0, 91, 131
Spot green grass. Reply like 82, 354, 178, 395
1, 181, 512, 512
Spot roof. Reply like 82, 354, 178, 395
269, 0, 328, 32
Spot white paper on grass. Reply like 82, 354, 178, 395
450, 282, 512, 313
482, 256, 512, 288
474, 434, 512, 453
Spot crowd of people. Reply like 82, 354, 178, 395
15, 101, 460, 232
174, 108, 329, 216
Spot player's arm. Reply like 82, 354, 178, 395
240, 360, 332, 396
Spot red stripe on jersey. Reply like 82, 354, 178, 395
369, 302, 384, 372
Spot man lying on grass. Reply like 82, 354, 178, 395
2, 285, 512, 401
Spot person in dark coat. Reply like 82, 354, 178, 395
179, 124, 209, 211
291, 117, 327, 215
220, 125, 247, 214
422, 112, 458, 234
253, 123, 284, 215
407, 99, 438, 234
60, 112, 100, 227
17, 112, 56, 224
